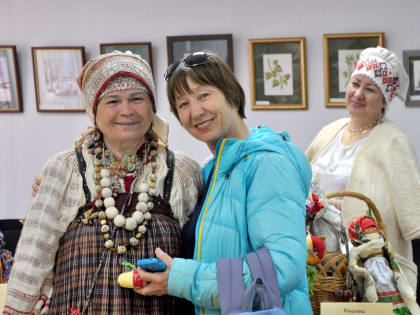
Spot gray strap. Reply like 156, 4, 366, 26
217, 257, 243, 315
245, 247, 283, 308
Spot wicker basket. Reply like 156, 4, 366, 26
309, 191, 386, 315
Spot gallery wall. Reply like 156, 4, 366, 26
1, 0, 420, 219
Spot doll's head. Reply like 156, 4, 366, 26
348, 216, 381, 245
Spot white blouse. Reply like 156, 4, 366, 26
311, 128, 368, 195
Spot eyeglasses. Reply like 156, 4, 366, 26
164, 52, 213, 81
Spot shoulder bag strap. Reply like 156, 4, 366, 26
245, 247, 283, 308
217, 257, 244, 315
75, 146, 91, 204
163, 148, 174, 203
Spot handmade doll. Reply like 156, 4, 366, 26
348, 216, 420, 315
308, 175, 345, 253
0, 229, 13, 283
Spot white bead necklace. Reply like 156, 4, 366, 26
91, 136, 158, 254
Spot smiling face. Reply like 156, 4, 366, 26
345, 74, 385, 124
175, 76, 241, 151
96, 88, 154, 152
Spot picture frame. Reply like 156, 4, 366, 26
403, 50, 420, 106
166, 34, 233, 70
100, 42, 153, 72
248, 37, 307, 110
32, 46, 86, 112
323, 32, 385, 107
0, 45, 23, 113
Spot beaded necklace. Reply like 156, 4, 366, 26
347, 116, 383, 135
85, 130, 158, 254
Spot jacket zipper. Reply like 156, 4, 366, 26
196, 138, 227, 262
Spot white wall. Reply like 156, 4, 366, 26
1, 0, 419, 219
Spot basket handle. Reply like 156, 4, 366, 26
325, 191, 387, 238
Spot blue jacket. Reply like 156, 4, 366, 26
168, 126, 313, 315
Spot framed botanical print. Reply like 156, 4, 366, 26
403, 50, 420, 106
100, 42, 153, 72
0, 45, 23, 113
166, 34, 233, 70
323, 32, 385, 107
248, 37, 307, 110
32, 46, 86, 112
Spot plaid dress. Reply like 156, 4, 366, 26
49, 192, 185, 315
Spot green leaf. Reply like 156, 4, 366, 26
273, 59, 278, 65
275, 65, 282, 72
265, 72, 272, 80
343, 71, 348, 78
272, 79, 279, 87
121, 261, 136, 270
284, 74, 290, 80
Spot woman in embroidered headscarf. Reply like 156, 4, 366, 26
3, 51, 202, 314
306, 47, 420, 291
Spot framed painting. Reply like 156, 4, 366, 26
32, 46, 86, 112
403, 50, 420, 106
166, 34, 233, 70
248, 37, 307, 110
100, 42, 153, 72
323, 32, 385, 107
0, 45, 23, 113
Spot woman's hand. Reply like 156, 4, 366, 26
133, 247, 172, 296
32, 176, 42, 197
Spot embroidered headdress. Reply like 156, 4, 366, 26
348, 216, 378, 243
77, 50, 156, 122
351, 46, 409, 106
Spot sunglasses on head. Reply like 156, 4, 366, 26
164, 52, 213, 81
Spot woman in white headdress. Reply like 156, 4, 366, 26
306, 47, 420, 292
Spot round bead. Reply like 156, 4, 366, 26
150, 174, 157, 181
144, 212, 152, 220
98, 211, 106, 219
95, 147, 102, 154
138, 192, 149, 203
94, 158, 101, 166
103, 233, 110, 240
139, 183, 149, 193
147, 201, 154, 210
117, 246, 126, 254
149, 188, 156, 196
101, 187, 112, 198
136, 202, 148, 213
114, 214, 126, 227
105, 206, 118, 219
130, 237, 139, 246
151, 162, 157, 168
103, 197, 115, 208
105, 240, 114, 248
124, 217, 137, 231
94, 173, 101, 179
101, 224, 110, 233
100, 177, 112, 188
138, 225, 147, 233
100, 168, 111, 177
132, 211, 144, 224
95, 199, 103, 208
136, 232, 142, 238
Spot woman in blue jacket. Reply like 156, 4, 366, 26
134, 52, 313, 315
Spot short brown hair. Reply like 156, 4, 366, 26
166, 55, 246, 121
